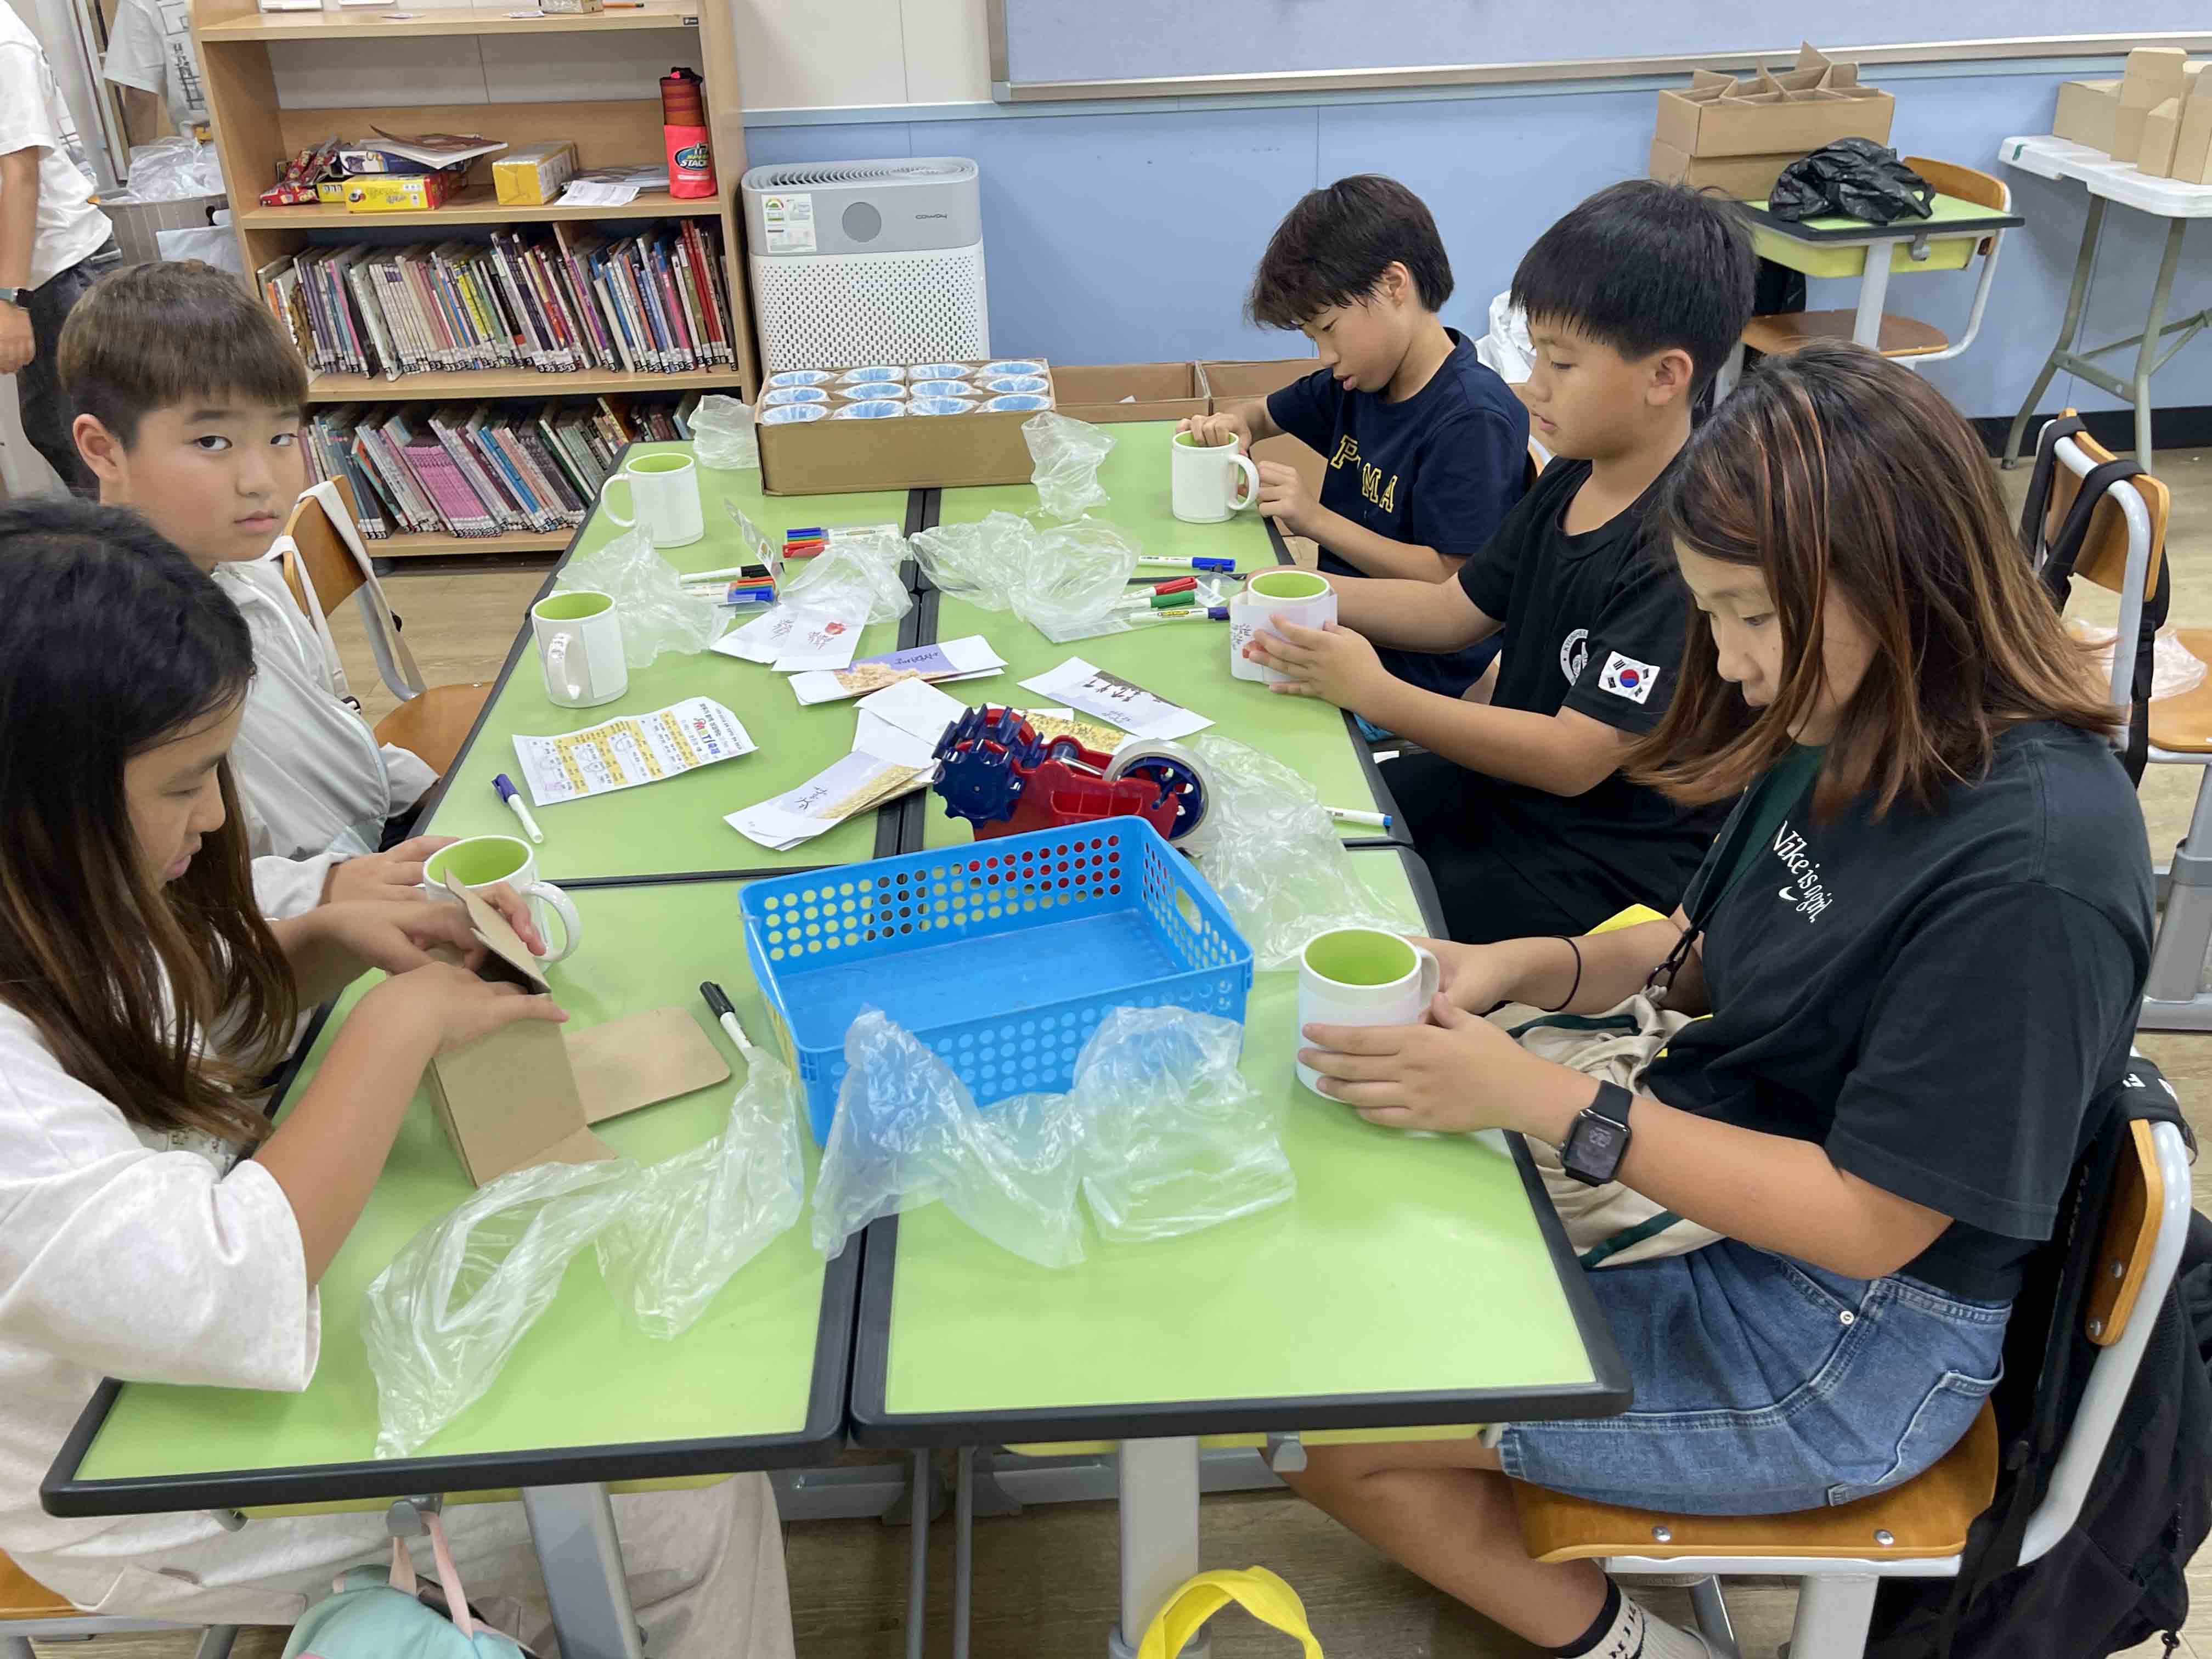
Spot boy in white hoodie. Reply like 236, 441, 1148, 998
60, 260, 444, 918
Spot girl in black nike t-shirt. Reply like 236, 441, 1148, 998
1288, 343, 2153, 1659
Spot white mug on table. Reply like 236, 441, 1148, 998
1170, 430, 1262, 524
1295, 928, 1441, 1095
531, 589, 628, 709
423, 834, 583, 965
600, 451, 705, 548
1231, 568, 1338, 685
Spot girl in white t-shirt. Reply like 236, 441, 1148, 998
0, 500, 795, 1656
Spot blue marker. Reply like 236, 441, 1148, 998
493, 774, 544, 844
1136, 555, 1237, 573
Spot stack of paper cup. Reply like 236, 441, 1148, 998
1231, 568, 1337, 684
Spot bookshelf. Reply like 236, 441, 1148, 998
192, 0, 757, 558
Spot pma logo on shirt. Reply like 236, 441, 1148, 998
1771, 824, 1832, 921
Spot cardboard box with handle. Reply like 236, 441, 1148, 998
1648, 43, 1894, 201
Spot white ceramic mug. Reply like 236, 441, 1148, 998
1296, 928, 1442, 1095
1171, 430, 1262, 523
532, 589, 628, 709
1232, 567, 1339, 685
424, 834, 583, 965
600, 451, 704, 548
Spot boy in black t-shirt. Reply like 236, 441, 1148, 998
1183, 174, 1527, 702
1246, 182, 1756, 943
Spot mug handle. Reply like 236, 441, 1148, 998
1227, 453, 1262, 511
599, 473, 636, 528
522, 879, 583, 964
544, 631, 585, 704
1410, 944, 1441, 1009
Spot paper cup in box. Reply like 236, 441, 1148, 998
981, 359, 1045, 377
839, 364, 907, 383
911, 379, 974, 398
1232, 568, 1336, 684
768, 369, 832, 388
761, 385, 827, 405
911, 363, 969, 380
842, 381, 909, 400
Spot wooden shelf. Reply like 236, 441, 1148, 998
308, 365, 738, 400
198, 3, 696, 41
373, 528, 575, 557
235, 184, 718, 232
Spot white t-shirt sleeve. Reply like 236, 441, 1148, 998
0, 1015, 319, 1392
253, 851, 343, 919
100, 0, 166, 96
0, 41, 65, 160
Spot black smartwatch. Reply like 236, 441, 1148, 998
1560, 1081, 1635, 1186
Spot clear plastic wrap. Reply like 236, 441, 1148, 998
558, 527, 727, 667
1023, 412, 1116, 520
1071, 1006, 1292, 1241
595, 1048, 807, 1339
362, 1159, 641, 1458
688, 394, 759, 471
778, 526, 914, 625
2072, 619, 2208, 700
1024, 519, 1142, 643
811, 1010, 1087, 1268
119, 137, 225, 201
909, 511, 1033, 611
1185, 735, 1424, 969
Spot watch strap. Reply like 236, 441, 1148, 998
0, 287, 29, 309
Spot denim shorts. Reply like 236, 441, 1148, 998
1494, 1238, 2010, 1515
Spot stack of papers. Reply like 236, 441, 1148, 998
725, 678, 969, 850
1018, 658, 1212, 740
789, 636, 1006, 706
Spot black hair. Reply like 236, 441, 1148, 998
1247, 174, 1454, 330
1510, 180, 1754, 393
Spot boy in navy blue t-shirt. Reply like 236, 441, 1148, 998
1184, 175, 1527, 701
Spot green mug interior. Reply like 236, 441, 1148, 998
533, 590, 613, 622
1304, 928, 1415, 988
628, 453, 693, 476
1174, 430, 1235, 450
1250, 569, 1330, 601
426, 836, 531, 888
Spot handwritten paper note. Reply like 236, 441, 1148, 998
725, 752, 931, 850
1016, 658, 1212, 740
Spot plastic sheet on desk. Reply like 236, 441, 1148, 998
910, 511, 1031, 610
362, 1159, 641, 1458
778, 526, 913, 626
596, 1047, 808, 1339
1023, 411, 1116, 521
909, 511, 1139, 642
559, 527, 727, 667
689, 394, 759, 471
1184, 735, 1422, 970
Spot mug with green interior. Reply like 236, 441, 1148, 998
1302, 927, 1418, 989
627, 452, 694, 476
532, 590, 614, 623
425, 834, 532, 889
1173, 429, 1239, 452
1249, 569, 1331, 602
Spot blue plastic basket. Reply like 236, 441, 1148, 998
740, 817, 1254, 1144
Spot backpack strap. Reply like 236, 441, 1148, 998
424, 1512, 480, 1640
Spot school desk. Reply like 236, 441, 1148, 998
924, 421, 1410, 848
42, 877, 851, 1659
1997, 133, 2212, 468
848, 844, 1630, 1658
418, 443, 926, 880
1741, 191, 2024, 350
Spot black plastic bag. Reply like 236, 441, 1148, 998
1769, 137, 1935, 225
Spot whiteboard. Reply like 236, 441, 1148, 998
993, 0, 2212, 98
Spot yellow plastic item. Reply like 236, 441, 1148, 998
1137, 1567, 1323, 1659
1592, 904, 1667, 934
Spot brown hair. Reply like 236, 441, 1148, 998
1632, 342, 2113, 817
58, 259, 309, 449
0, 499, 295, 1144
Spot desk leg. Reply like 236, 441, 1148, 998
2132, 218, 2190, 462
521, 1483, 645, 1659
1109, 1437, 1203, 1659
1850, 244, 1895, 349
2005, 196, 2106, 467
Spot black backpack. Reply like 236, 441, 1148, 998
1866, 1058, 2210, 1658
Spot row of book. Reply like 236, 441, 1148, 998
257, 222, 733, 381
304, 395, 698, 539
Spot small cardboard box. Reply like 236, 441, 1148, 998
1648, 137, 1802, 200
1052, 363, 1209, 425
2053, 78, 2124, 153
755, 361, 1052, 495
2145, 80, 2212, 183
494, 142, 578, 207
426, 878, 731, 1186
1199, 358, 1329, 509
2117, 49, 2193, 160
1652, 43, 1894, 161
346, 168, 469, 213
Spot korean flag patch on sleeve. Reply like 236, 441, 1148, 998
1597, 651, 1660, 704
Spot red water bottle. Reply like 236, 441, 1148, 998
661, 67, 716, 200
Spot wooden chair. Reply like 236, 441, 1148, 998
1512, 1116, 2194, 1659
276, 479, 494, 775
2, 1548, 238, 1658
1740, 157, 2012, 366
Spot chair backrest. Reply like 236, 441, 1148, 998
279, 475, 369, 622
1901, 155, 2010, 254
2033, 414, 2169, 718
2018, 1116, 2194, 1565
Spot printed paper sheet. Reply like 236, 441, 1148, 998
512, 696, 756, 806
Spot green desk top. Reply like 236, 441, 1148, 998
1745, 192, 2023, 277
45, 879, 852, 1516
924, 423, 1400, 848
420, 443, 921, 879
849, 848, 1628, 1446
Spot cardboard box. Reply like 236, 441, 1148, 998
1199, 358, 1329, 509
1647, 137, 1803, 200
494, 142, 578, 207
756, 361, 1052, 494
2053, 78, 2124, 153
2117, 48, 2193, 160
426, 878, 731, 1186
2142, 95, 2186, 174
1652, 43, 1894, 161
1052, 363, 1209, 425
345, 168, 468, 213
2145, 80, 2212, 182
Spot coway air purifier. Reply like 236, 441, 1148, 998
740, 157, 988, 371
